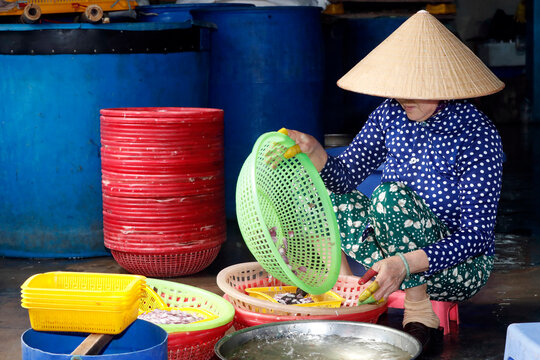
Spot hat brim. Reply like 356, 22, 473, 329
337, 10, 505, 100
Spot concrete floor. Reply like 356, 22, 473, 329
2, 123, 540, 359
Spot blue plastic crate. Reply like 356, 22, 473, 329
504, 323, 540, 360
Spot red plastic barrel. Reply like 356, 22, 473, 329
100, 107, 225, 277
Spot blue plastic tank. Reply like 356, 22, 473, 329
0, 22, 211, 258
321, 16, 408, 135
21, 319, 167, 360
191, 6, 326, 218
136, 3, 254, 22
342, 17, 408, 130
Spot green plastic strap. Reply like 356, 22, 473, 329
397, 253, 410, 281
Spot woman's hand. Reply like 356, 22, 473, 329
286, 129, 328, 172
369, 250, 430, 301
369, 256, 408, 301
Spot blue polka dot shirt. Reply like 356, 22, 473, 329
320, 99, 503, 276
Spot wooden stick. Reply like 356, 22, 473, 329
70, 334, 114, 356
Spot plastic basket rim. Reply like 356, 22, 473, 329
217, 262, 386, 316
21, 295, 141, 307
100, 107, 224, 119
21, 302, 138, 312
20, 290, 143, 299
224, 293, 388, 323
106, 241, 223, 254
166, 321, 234, 347
144, 278, 235, 333
20, 272, 146, 294
139, 285, 219, 323
236, 131, 341, 295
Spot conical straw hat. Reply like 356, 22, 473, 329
337, 10, 505, 100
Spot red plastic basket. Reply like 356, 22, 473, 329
101, 107, 225, 277
102, 193, 224, 212
101, 172, 224, 197
110, 244, 222, 277
224, 294, 387, 330
101, 143, 222, 153
167, 322, 233, 360
100, 107, 224, 119
103, 232, 226, 247
104, 237, 225, 251
102, 217, 225, 233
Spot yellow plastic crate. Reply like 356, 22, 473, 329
245, 286, 344, 308
24, 297, 139, 334
21, 290, 144, 302
139, 285, 218, 324
21, 297, 139, 311
20, 272, 145, 334
21, 272, 145, 298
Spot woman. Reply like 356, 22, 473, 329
287, 10, 504, 352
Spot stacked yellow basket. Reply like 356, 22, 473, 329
21, 272, 146, 334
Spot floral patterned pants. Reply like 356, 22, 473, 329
331, 181, 493, 302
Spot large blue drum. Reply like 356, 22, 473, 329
191, 6, 326, 218
322, 16, 408, 134
0, 22, 210, 258
21, 319, 167, 360
136, 3, 254, 23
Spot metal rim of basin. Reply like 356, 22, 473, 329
214, 320, 422, 359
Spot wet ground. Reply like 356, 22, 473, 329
1, 123, 540, 359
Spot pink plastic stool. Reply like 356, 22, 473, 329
387, 290, 459, 335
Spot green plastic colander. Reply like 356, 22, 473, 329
236, 131, 341, 295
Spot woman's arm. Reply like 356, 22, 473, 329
289, 100, 390, 194
339, 251, 354, 275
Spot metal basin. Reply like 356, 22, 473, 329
215, 320, 422, 359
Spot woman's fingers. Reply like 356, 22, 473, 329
286, 130, 310, 152
285, 129, 328, 171
370, 256, 407, 300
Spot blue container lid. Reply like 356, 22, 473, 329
21, 320, 168, 360
0, 21, 211, 55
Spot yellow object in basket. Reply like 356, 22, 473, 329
139, 285, 218, 324
245, 286, 344, 308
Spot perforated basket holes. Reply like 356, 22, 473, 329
53, 273, 139, 293
254, 140, 336, 287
